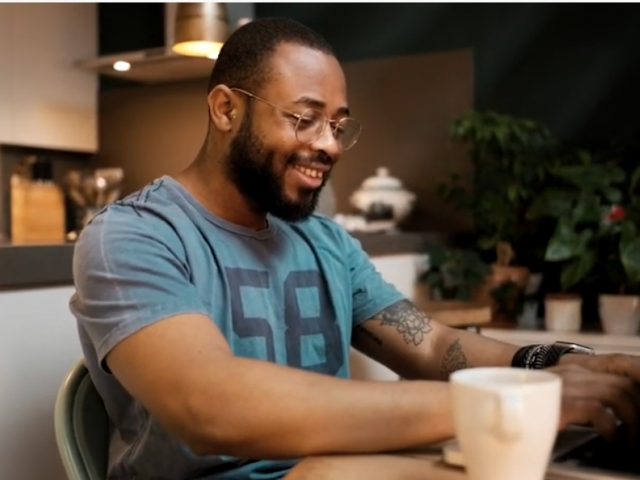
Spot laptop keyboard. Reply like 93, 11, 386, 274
556, 431, 640, 475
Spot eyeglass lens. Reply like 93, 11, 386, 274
295, 109, 362, 150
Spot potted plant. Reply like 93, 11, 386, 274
528, 150, 640, 333
597, 204, 640, 335
414, 245, 493, 328
418, 245, 492, 301
439, 110, 558, 322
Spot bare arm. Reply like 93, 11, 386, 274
352, 300, 640, 441
352, 299, 520, 380
106, 312, 456, 460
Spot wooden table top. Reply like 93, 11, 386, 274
283, 449, 584, 480
416, 299, 493, 328
284, 450, 465, 480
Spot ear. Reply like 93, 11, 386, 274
207, 85, 239, 132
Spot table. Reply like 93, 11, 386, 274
283, 450, 595, 480
284, 450, 465, 480
415, 299, 493, 333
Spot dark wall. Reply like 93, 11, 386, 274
96, 50, 474, 233
97, 3, 640, 148
254, 3, 640, 150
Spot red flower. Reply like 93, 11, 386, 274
606, 205, 625, 222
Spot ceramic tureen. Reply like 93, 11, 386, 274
349, 167, 416, 228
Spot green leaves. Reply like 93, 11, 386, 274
421, 246, 491, 301
544, 218, 596, 291
550, 163, 625, 188
573, 190, 604, 223
526, 188, 573, 219
620, 221, 640, 288
544, 218, 594, 262
444, 110, 561, 263
561, 252, 597, 291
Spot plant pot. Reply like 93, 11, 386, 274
544, 294, 582, 333
517, 272, 544, 330
474, 265, 531, 325
491, 264, 531, 288
599, 294, 640, 336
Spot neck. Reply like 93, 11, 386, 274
174, 140, 269, 231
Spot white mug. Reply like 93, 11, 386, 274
450, 367, 562, 480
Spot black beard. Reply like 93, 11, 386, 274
224, 113, 330, 223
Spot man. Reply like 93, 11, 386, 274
70, 17, 640, 480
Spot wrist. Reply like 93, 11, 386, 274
512, 342, 595, 369
557, 352, 591, 367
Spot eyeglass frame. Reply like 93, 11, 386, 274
229, 87, 362, 151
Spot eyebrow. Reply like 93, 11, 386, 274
293, 96, 351, 117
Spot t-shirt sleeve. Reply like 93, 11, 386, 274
342, 232, 406, 325
70, 205, 210, 370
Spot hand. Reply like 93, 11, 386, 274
559, 351, 640, 383
546, 362, 640, 442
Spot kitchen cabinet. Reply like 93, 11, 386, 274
0, 3, 97, 152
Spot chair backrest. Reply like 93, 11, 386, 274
54, 359, 110, 480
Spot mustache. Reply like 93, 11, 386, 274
287, 151, 333, 168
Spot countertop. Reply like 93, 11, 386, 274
0, 230, 459, 290
0, 240, 74, 289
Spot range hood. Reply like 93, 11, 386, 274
77, 3, 254, 85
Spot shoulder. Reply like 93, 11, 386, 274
74, 178, 188, 267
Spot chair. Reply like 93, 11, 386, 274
54, 359, 110, 480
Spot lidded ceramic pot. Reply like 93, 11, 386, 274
349, 167, 416, 225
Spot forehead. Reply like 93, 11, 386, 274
261, 43, 348, 111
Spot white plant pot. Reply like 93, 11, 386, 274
599, 294, 640, 336
544, 295, 582, 333
517, 273, 544, 330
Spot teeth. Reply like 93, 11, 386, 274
294, 165, 323, 179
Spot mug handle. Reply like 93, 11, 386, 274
491, 392, 524, 442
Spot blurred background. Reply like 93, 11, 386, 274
2, 5, 640, 480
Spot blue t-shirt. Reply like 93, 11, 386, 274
70, 176, 404, 480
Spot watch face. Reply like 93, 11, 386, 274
555, 341, 595, 355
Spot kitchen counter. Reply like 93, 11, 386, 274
0, 240, 74, 289
0, 231, 459, 289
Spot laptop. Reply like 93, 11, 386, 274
442, 425, 640, 479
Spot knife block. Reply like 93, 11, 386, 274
10, 175, 66, 244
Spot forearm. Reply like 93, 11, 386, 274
426, 323, 520, 379
190, 356, 454, 459
352, 300, 520, 381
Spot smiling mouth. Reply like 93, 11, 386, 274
293, 165, 325, 180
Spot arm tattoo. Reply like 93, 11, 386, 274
440, 339, 469, 377
376, 299, 433, 346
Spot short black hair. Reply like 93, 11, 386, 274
207, 17, 335, 95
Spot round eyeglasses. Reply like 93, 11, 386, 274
231, 88, 363, 151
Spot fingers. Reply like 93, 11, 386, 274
560, 398, 618, 443
578, 372, 638, 439
577, 353, 640, 386
549, 364, 639, 442
605, 354, 640, 384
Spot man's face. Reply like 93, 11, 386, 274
224, 43, 349, 223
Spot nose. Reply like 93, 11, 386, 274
310, 121, 341, 161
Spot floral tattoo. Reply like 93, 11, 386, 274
378, 300, 433, 346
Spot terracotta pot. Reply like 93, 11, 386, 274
474, 265, 531, 324
491, 265, 531, 288
544, 294, 582, 333
599, 294, 640, 336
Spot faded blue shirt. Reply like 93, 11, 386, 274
69, 176, 404, 480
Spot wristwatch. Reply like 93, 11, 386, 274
512, 341, 596, 369
544, 341, 596, 368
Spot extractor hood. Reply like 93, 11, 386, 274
77, 3, 254, 85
